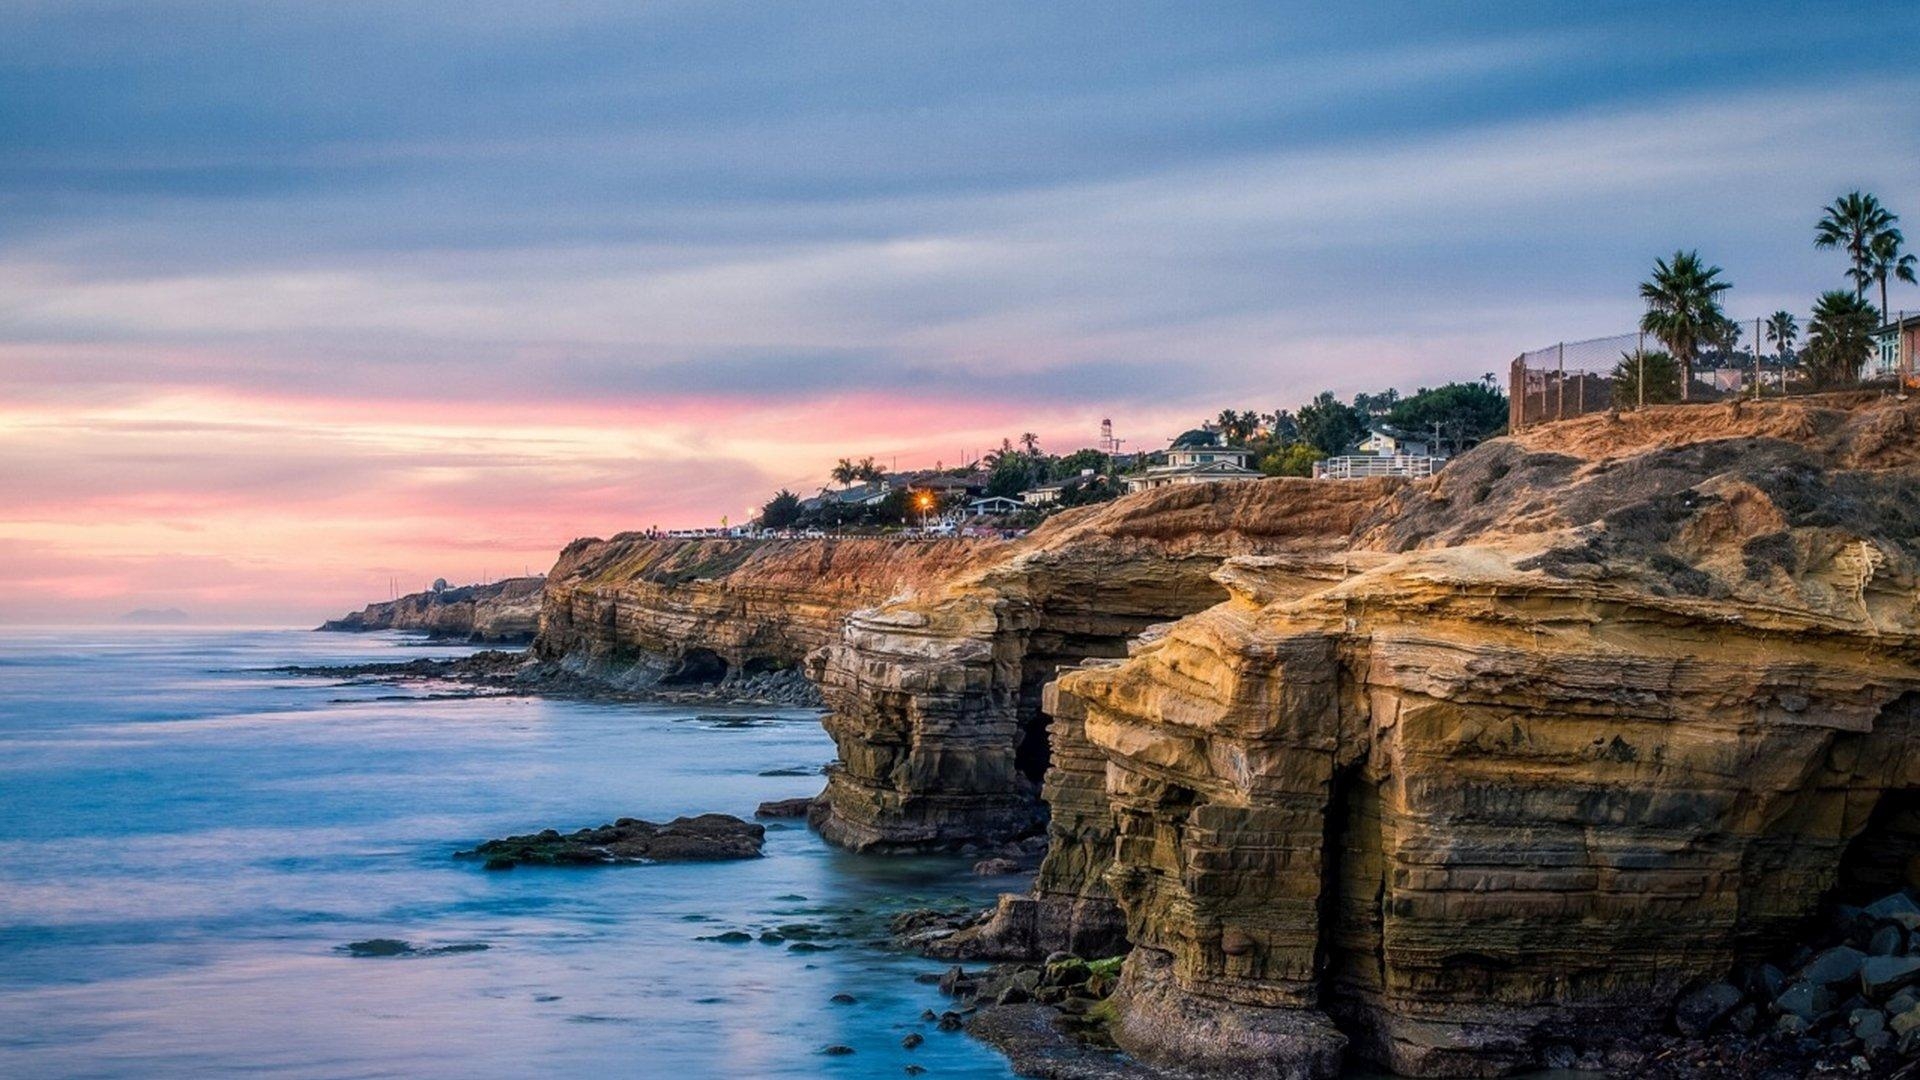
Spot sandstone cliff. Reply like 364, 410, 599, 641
533, 534, 993, 688
1041, 394, 1920, 1077
806, 480, 1392, 873
319, 576, 544, 642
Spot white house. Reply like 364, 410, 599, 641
1124, 435, 1263, 493
965, 495, 1024, 517
1358, 425, 1433, 457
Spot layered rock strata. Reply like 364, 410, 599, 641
1045, 394, 1920, 1076
534, 535, 990, 688
807, 479, 1390, 875
319, 576, 545, 642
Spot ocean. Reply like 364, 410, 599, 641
0, 628, 1020, 1079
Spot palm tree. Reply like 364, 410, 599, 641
1764, 310, 1798, 390
1815, 191, 1898, 300
1868, 228, 1917, 324
1018, 432, 1041, 456
1639, 250, 1732, 401
830, 458, 857, 486
1803, 290, 1879, 388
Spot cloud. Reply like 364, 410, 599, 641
0, 2, 1915, 621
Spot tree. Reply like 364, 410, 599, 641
1265, 410, 1299, 443
1803, 290, 1879, 388
1051, 448, 1111, 480
1815, 192, 1898, 300
853, 456, 885, 483
986, 451, 1045, 498
1868, 228, 1917, 324
1639, 250, 1731, 401
1609, 350, 1680, 405
1259, 443, 1325, 477
1352, 389, 1399, 415
761, 489, 803, 528
1214, 409, 1259, 444
1765, 311, 1799, 360
1385, 382, 1507, 454
1296, 392, 1366, 455
1019, 432, 1041, 455
830, 458, 857, 486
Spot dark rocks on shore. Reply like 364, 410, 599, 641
278, 650, 825, 708
1610, 888, 1920, 1077
456, 814, 764, 868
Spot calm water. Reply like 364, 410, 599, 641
0, 629, 1020, 1079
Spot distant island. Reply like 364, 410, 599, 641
119, 608, 191, 625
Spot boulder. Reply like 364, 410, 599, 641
1889, 1000, 1920, 1038
1861, 955, 1920, 1000
1870, 923, 1906, 956
1865, 892, 1920, 922
1673, 981, 1745, 1037
456, 813, 764, 867
754, 797, 814, 819
1797, 946, 1868, 988
1775, 981, 1833, 1023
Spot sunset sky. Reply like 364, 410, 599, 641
4, 1, 1918, 624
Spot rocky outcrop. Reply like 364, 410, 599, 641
807, 480, 1392, 875
1044, 394, 1920, 1077
455, 813, 765, 867
319, 577, 544, 642
532, 535, 991, 689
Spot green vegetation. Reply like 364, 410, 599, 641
759, 489, 802, 528
1816, 191, 1899, 303
1804, 290, 1879, 388
1638, 250, 1732, 401
1610, 350, 1680, 405
1385, 382, 1506, 454
1296, 391, 1367, 455
1260, 443, 1324, 477
1765, 311, 1798, 363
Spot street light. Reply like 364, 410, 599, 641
914, 492, 935, 530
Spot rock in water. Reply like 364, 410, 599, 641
456, 813, 764, 867
753, 797, 815, 819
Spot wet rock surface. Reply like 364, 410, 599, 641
281, 649, 827, 707
456, 813, 764, 868
753, 796, 816, 819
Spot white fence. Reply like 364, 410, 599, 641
1313, 455, 1444, 481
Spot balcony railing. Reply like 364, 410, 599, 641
1313, 454, 1444, 480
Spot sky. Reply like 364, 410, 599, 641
3, 1, 1918, 625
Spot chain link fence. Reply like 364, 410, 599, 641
1508, 310, 1920, 432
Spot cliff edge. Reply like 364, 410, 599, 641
319, 576, 544, 642
1042, 393, 1920, 1076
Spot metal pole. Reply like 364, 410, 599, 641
1637, 331, 1645, 409
1557, 342, 1565, 420
1754, 316, 1762, 400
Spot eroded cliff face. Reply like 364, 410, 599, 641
319, 577, 545, 642
1047, 394, 1920, 1077
807, 480, 1391, 881
533, 534, 992, 688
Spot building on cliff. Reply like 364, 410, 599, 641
1123, 433, 1263, 492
